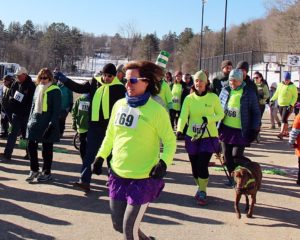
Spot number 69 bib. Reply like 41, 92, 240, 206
114, 106, 140, 128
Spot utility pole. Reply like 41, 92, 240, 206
199, 0, 206, 69
223, 0, 228, 60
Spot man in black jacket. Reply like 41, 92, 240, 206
211, 60, 233, 96
55, 63, 126, 192
1, 67, 36, 160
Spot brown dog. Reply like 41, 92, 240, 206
232, 157, 262, 219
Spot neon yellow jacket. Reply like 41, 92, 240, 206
97, 98, 176, 179
270, 82, 298, 107
177, 92, 224, 138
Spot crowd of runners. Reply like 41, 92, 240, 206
0, 56, 300, 240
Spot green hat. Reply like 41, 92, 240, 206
156, 50, 170, 69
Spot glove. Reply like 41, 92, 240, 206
92, 157, 104, 175
54, 71, 68, 83
202, 116, 208, 123
149, 159, 167, 179
248, 129, 259, 143
176, 131, 184, 140
42, 123, 54, 139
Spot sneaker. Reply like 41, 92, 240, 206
37, 172, 53, 182
0, 152, 11, 161
196, 191, 208, 206
73, 181, 91, 192
277, 134, 283, 140
270, 125, 275, 129
26, 171, 40, 182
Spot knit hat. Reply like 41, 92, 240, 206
15, 67, 28, 76
284, 72, 291, 80
156, 50, 170, 69
3, 74, 14, 81
229, 69, 243, 81
270, 82, 277, 88
236, 61, 249, 73
193, 70, 207, 83
102, 63, 117, 76
116, 64, 125, 74
221, 60, 232, 70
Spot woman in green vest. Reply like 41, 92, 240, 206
26, 68, 61, 183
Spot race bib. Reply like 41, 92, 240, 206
14, 91, 24, 103
114, 106, 140, 128
78, 101, 90, 111
225, 107, 240, 118
172, 97, 179, 104
192, 124, 206, 134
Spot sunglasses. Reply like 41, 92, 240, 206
40, 77, 49, 80
125, 77, 148, 84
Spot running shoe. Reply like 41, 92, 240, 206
26, 171, 40, 183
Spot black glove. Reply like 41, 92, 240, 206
53, 71, 68, 83
92, 157, 104, 175
42, 123, 54, 139
202, 116, 208, 123
248, 130, 259, 143
149, 159, 167, 179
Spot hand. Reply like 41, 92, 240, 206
287, 105, 293, 112
92, 157, 104, 175
54, 71, 68, 83
176, 131, 184, 140
149, 159, 167, 179
42, 123, 54, 139
202, 116, 208, 123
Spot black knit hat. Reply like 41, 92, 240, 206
221, 60, 232, 70
102, 63, 117, 76
236, 61, 249, 73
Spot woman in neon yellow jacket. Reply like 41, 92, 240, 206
177, 70, 224, 206
95, 61, 176, 240
270, 72, 298, 139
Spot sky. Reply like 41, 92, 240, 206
0, 0, 268, 37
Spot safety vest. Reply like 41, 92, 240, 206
91, 76, 123, 121
42, 85, 60, 112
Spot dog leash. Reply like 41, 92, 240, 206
204, 124, 234, 188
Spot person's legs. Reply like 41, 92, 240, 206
169, 109, 176, 130
123, 203, 149, 240
27, 140, 39, 172
4, 114, 21, 157
110, 199, 127, 234
41, 142, 53, 175
297, 157, 300, 185
79, 132, 87, 161
221, 142, 235, 174
59, 111, 68, 136
270, 107, 275, 128
79, 124, 105, 185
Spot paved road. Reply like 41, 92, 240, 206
0, 115, 299, 240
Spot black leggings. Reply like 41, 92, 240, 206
170, 109, 180, 130
79, 132, 87, 161
110, 199, 149, 240
188, 152, 213, 179
220, 142, 245, 174
28, 140, 53, 174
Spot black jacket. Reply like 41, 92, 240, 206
211, 72, 229, 96
8, 75, 36, 117
64, 77, 126, 127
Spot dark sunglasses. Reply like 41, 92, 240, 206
40, 77, 49, 80
104, 74, 113, 78
125, 77, 148, 84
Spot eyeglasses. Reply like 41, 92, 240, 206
253, 77, 260, 80
103, 74, 113, 78
125, 77, 148, 84
40, 77, 49, 80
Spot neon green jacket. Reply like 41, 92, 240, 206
97, 97, 176, 179
270, 82, 298, 107
157, 80, 173, 110
177, 92, 224, 138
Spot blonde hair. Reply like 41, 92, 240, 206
36, 68, 54, 85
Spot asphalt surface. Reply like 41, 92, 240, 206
0, 114, 299, 240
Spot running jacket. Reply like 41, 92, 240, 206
97, 97, 176, 179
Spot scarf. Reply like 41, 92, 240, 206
125, 91, 151, 108
33, 82, 52, 114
